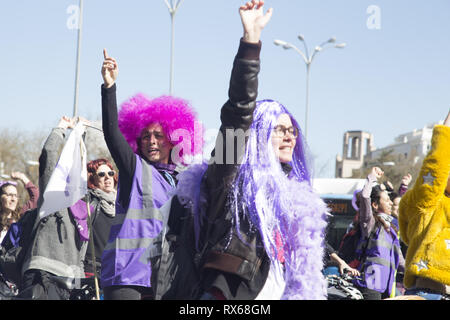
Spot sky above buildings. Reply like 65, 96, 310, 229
1, 0, 450, 177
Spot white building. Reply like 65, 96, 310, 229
335, 121, 441, 178
367, 122, 440, 165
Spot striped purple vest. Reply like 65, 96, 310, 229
101, 155, 174, 288
354, 224, 400, 295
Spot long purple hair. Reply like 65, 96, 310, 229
229, 99, 328, 299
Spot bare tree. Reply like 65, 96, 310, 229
0, 127, 46, 209
0, 121, 116, 210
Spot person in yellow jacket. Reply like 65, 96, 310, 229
399, 109, 450, 300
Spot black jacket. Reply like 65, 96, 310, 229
155, 39, 269, 300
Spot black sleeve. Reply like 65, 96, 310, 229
202, 39, 261, 227
207, 39, 261, 180
101, 83, 136, 208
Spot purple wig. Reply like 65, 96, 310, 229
118, 94, 204, 165
229, 99, 329, 299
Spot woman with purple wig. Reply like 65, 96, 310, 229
154, 0, 329, 300
100, 46, 203, 299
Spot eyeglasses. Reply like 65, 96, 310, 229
2, 193, 18, 199
96, 171, 115, 178
272, 125, 299, 138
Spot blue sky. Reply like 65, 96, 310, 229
1, 0, 450, 177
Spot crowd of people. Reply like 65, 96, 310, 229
0, 0, 449, 301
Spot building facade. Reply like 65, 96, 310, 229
335, 121, 440, 178
335, 130, 374, 178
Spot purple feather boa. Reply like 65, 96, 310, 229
278, 178, 329, 300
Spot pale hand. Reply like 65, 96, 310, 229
57, 116, 75, 130
239, 0, 273, 43
371, 166, 384, 180
11, 172, 30, 185
401, 173, 412, 186
102, 48, 118, 88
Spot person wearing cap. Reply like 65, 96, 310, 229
100, 44, 203, 299
399, 110, 450, 300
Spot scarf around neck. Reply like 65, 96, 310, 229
89, 188, 116, 217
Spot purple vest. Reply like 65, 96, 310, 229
101, 155, 174, 288
354, 224, 400, 295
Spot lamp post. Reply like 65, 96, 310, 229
274, 35, 346, 141
164, 0, 184, 95
73, 0, 84, 117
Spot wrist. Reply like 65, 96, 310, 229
104, 81, 115, 89
243, 31, 261, 44
237, 38, 261, 60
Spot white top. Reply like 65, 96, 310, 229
0, 229, 8, 244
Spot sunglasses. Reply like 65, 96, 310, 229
96, 171, 115, 178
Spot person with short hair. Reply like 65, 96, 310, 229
83, 158, 117, 279
19, 116, 117, 300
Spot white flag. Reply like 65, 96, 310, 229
39, 122, 88, 219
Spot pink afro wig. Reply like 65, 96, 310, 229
118, 94, 204, 164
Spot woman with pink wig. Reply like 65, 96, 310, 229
99, 42, 203, 299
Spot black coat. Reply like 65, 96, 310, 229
155, 39, 270, 300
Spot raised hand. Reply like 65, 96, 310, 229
239, 0, 273, 43
75, 116, 92, 128
11, 171, 30, 185
401, 173, 412, 186
371, 166, 384, 180
102, 48, 118, 88
57, 116, 76, 130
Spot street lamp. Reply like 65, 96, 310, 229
73, 0, 84, 117
274, 35, 346, 141
164, 0, 184, 95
